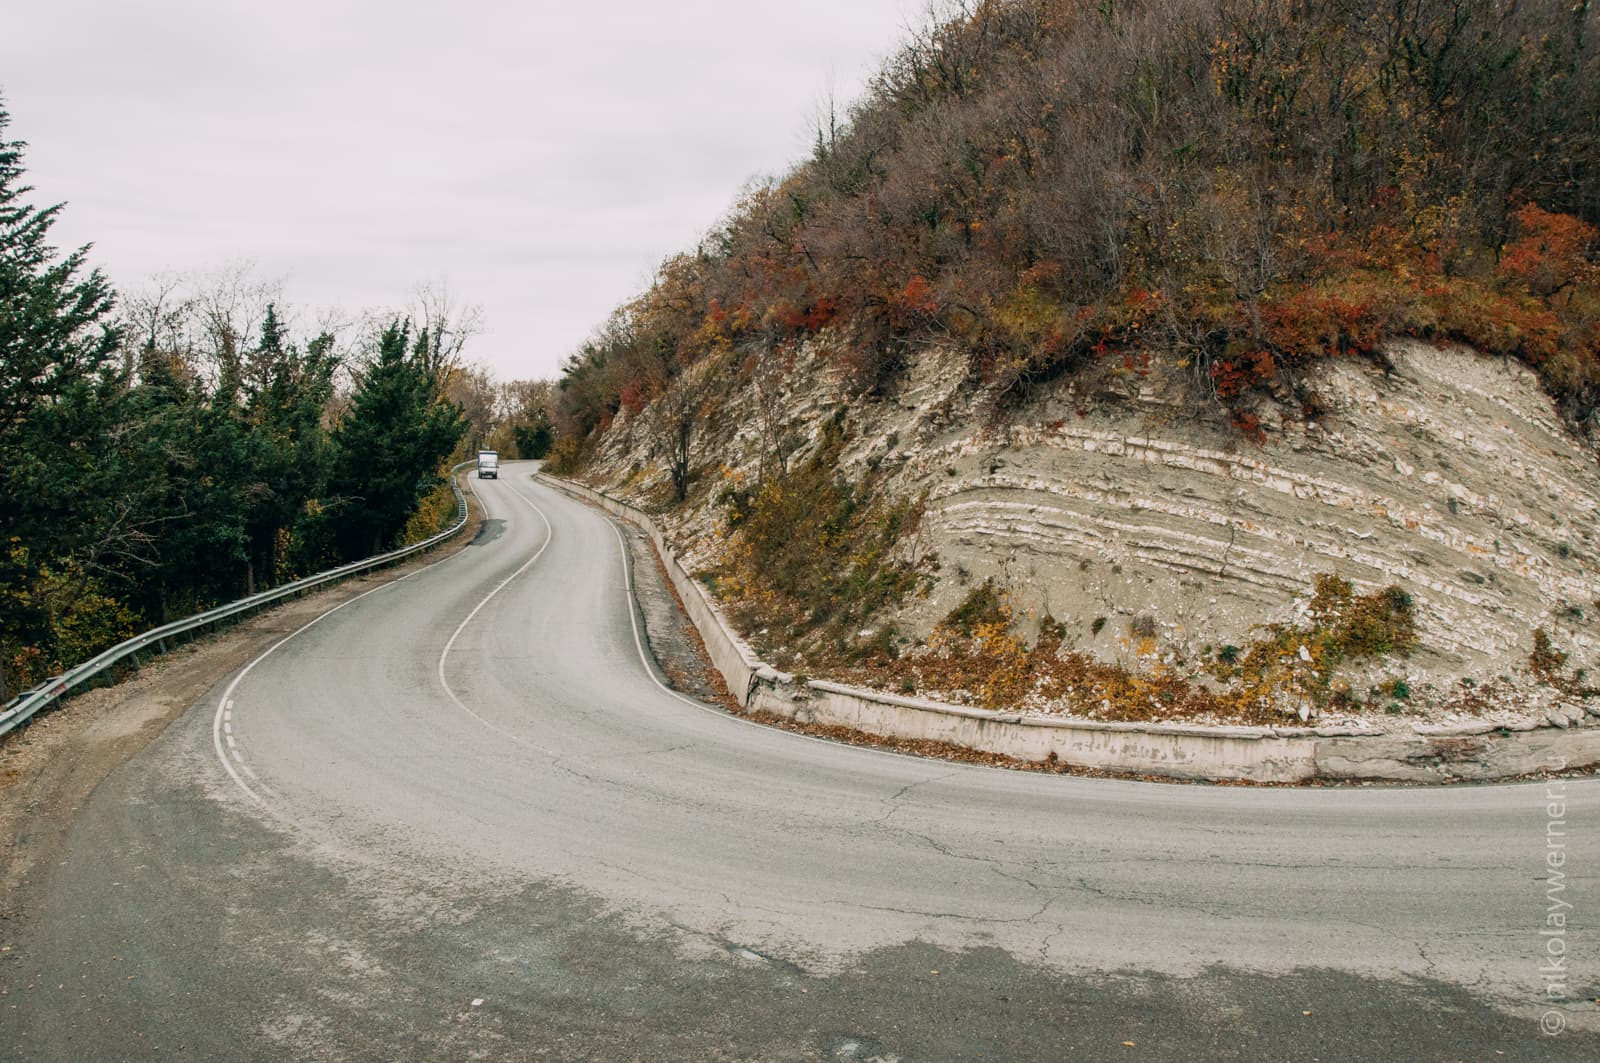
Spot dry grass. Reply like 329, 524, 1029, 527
827, 573, 1422, 726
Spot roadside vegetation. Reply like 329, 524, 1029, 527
713, 416, 936, 667
0, 103, 551, 700
554, 0, 1600, 451
546, 0, 1600, 720
836, 573, 1422, 725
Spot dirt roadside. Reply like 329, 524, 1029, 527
0, 488, 482, 918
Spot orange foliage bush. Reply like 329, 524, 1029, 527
557, 0, 1600, 451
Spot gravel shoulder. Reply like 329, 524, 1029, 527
619, 522, 736, 709
0, 489, 482, 921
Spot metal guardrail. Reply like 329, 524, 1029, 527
0, 460, 475, 740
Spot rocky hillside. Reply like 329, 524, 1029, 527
578, 338, 1599, 726
552, 0, 1600, 726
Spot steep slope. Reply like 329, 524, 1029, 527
906, 343, 1598, 675
554, 0, 1600, 726
580, 339, 1599, 724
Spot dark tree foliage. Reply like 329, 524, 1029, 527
325, 321, 467, 558
119, 354, 252, 617
239, 306, 339, 591
0, 101, 475, 695
0, 104, 122, 549
0, 101, 124, 696
0, 107, 120, 438
513, 415, 553, 459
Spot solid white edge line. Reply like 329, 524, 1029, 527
434, 478, 558, 752
508, 476, 960, 770
211, 474, 480, 806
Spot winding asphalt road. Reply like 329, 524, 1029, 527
5, 462, 1597, 1060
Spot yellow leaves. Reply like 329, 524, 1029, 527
890, 570, 1421, 724
402, 479, 460, 546
994, 281, 1063, 345
686, 310, 736, 361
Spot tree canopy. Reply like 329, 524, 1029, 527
0, 101, 480, 698
327, 321, 468, 558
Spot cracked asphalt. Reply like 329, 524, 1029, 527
2, 463, 1597, 1060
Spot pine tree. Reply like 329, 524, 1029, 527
239, 305, 339, 590
0, 101, 120, 437
327, 321, 465, 558
0, 100, 123, 698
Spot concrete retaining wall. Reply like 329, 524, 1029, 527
537, 475, 763, 705
752, 680, 1321, 781
537, 473, 1600, 784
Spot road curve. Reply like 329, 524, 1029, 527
209, 464, 1594, 1004
6, 460, 1597, 1059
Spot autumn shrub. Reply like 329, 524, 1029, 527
1530, 627, 1571, 683
862, 572, 1420, 723
1215, 576, 1419, 713
543, 434, 586, 476
402, 477, 460, 545
0, 554, 140, 697
1307, 576, 1418, 660
556, 0, 1600, 453
3, 645, 45, 698
40, 565, 140, 675
720, 420, 934, 661
910, 582, 1035, 708
1525, 626, 1599, 699
940, 580, 1009, 638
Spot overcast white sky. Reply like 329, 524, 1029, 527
3, 0, 924, 380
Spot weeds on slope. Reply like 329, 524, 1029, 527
833, 574, 1422, 726
713, 418, 935, 669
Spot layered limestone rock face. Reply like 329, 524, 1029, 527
585, 339, 1599, 708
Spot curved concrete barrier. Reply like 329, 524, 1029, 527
538, 472, 1600, 784
537, 474, 764, 705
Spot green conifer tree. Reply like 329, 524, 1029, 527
328, 320, 466, 558
0, 100, 123, 697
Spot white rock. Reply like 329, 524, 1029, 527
1545, 709, 1571, 729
